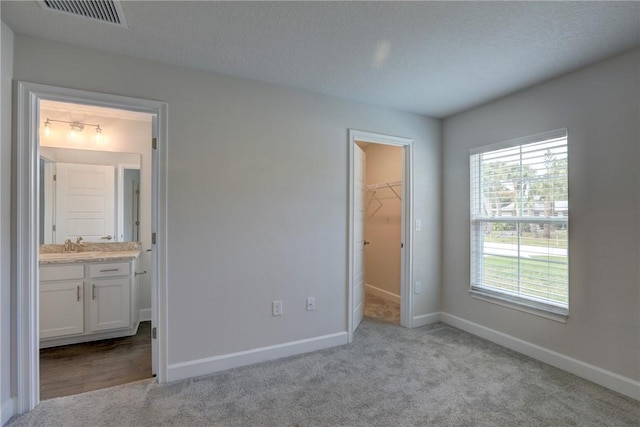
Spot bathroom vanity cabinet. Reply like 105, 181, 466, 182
39, 252, 140, 348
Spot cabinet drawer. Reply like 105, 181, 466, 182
90, 262, 130, 278
40, 264, 85, 282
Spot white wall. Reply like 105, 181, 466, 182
442, 49, 640, 381
1, 19, 14, 426
363, 144, 403, 299
11, 35, 441, 375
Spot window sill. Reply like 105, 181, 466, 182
470, 288, 568, 323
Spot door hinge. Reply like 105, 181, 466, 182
53, 174, 56, 181
152, 233, 156, 244
152, 327, 157, 339
401, 242, 404, 248
152, 138, 157, 150
52, 224, 56, 232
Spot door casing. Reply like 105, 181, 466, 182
347, 129, 414, 342
15, 81, 168, 413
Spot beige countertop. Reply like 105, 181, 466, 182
39, 250, 141, 265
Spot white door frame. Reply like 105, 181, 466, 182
347, 129, 414, 342
117, 163, 141, 242
15, 81, 169, 413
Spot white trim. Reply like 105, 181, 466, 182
139, 308, 152, 322
365, 283, 400, 304
348, 130, 414, 342
1, 397, 16, 426
39, 327, 138, 349
469, 128, 567, 155
470, 289, 568, 323
116, 162, 141, 242
440, 313, 640, 401
412, 312, 442, 328
15, 81, 169, 414
167, 332, 349, 382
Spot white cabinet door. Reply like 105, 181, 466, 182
55, 163, 115, 243
40, 281, 84, 339
89, 278, 130, 332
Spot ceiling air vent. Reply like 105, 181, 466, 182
38, 0, 127, 28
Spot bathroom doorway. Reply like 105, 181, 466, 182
37, 100, 153, 399
15, 82, 168, 412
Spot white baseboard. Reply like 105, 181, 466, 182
1, 396, 16, 426
365, 283, 400, 304
412, 312, 442, 328
167, 331, 349, 382
440, 313, 640, 401
139, 308, 152, 322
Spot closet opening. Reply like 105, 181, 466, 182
348, 129, 414, 341
358, 141, 403, 325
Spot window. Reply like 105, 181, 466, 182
470, 129, 568, 317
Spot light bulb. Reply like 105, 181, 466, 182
94, 126, 103, 143
69, 122, 83, 142
43, 120, 52, 137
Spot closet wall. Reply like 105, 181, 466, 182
363, 144, 403, 301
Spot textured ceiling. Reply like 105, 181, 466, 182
3, 1, 639, 118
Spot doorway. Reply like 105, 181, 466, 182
37, 99, 153, 399
348, 130, 414, 341
15, 82, 168, 413
358, 142, 404, 325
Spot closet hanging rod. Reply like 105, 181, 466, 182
366, 180, 401, 191
366, 180, 402, 202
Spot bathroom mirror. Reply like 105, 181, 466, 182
39, 147, 142, 244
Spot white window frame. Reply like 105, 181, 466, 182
469, 129, 569, 322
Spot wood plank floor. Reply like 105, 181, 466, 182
40, 321, 152, 400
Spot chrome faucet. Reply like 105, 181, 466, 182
76, 236, 83, 245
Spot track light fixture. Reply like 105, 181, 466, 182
43, 118, 104, 142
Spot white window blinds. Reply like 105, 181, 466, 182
470, 129, 568, 312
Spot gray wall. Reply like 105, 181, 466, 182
442, 49, 640, 381
1, 19, 14, 425
12, 35, 441, 367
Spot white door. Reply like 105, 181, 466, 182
55, 163, 115, 243
40, 281, 84, 339
353, 145, 366, 332
89, 278, 131, 331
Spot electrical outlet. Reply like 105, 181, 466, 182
414, 281, 421, 294
272, 300, 283, 316
306, 297, 316, 311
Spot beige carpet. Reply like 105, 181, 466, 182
364, 292, 400, 324
8, 319, 640, 426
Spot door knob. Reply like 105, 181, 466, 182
100, 235, 113, 240
364, 240, 371, 246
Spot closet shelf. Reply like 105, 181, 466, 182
366, 180, 401, 217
